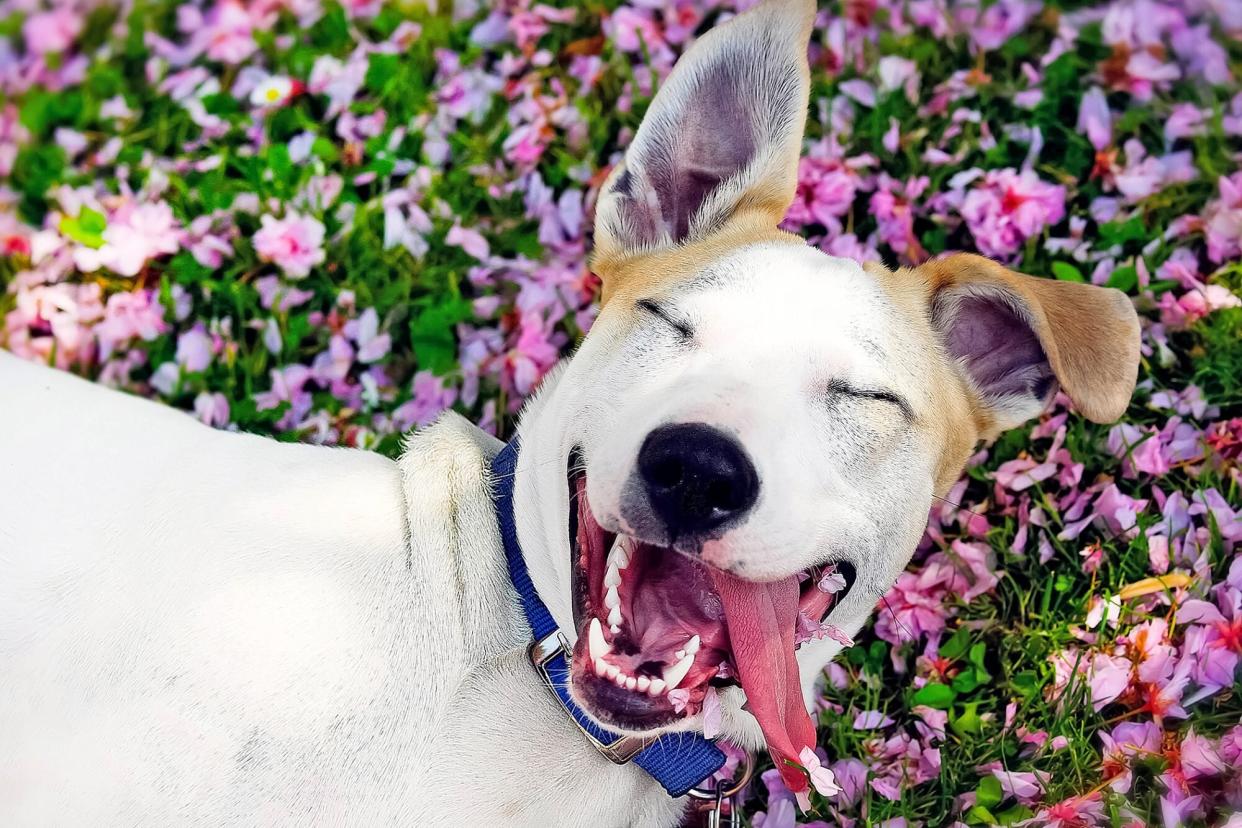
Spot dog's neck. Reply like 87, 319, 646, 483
402, 408, 687, 825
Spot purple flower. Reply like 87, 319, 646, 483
958, 168, 1066, 259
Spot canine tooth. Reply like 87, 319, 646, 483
674, 650, 686, 660
662, 652, 695, 691
604, 565, 622, 588
636, 676, 651, 692
604, 586, 620, 610
608, 606, 623, 627
686, 635, 701, 655
625, 676, 638, 691
647, 678, 666, 696
588, 618, 610, 663
605, 664, 620, 681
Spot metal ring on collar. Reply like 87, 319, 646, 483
685, 752, 754, 800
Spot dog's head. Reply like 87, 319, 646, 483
513, 0, 1139, 770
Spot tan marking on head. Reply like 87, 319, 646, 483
866, 253, 1141, 494
594, 215, 803, 309
864, 260, 980, 495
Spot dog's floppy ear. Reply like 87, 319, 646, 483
591, 0, 814, 276
919, 254, 1141, 435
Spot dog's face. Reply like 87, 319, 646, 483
514, 0, 1139, 763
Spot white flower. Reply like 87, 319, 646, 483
250, 75, 295, 108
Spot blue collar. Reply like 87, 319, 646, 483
489, 439, 725, 798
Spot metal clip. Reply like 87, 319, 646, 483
527, 631, 646, 765
687, 753, 754, 828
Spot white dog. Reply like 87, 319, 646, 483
0, 0, 1140, 825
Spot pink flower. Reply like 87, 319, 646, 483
1077, 87, 1112, 151
700, 686, 722, 739
446, 224, 490, 261
798, 746, 842, 801
254, 212, 326, 278
176, 326, 213, 372
853, 710, 895, 729
346, 308, 391, 364
94, 290, 168, 361
1203, 175, 1242, 265
74, 202, 182, 278
784, 155, 867, 236
23, 9, 83, 54
959, 168, 1066, 259
194, 392, 230, 428
1180, 728, 1226, 779
979, 762, 1045, 804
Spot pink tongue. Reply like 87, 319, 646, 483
710, 571, 816, 794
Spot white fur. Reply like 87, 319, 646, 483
0, 349, 682, 826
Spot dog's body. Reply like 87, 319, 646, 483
0, 1, 1141, 825
0, 350, 681, 826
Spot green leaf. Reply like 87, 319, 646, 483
952, 668, 981, 693
997, 805, 1036, 825
975, 775, 1004, 810
1051, 261, 1085, 282
912, 683, 956, 709
1010, 671, 1041, 698
952, 701, 984, 736
966, 805, 998, 825
59, 207, 107, 249
1097, 217, 1146, 246
1106, 264, 1138, 292
409, 297, 473, 375
939, 627, 971, 661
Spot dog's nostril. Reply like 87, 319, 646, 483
649, 458, 684, 489
637, 423, 759, 537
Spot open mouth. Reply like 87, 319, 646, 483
566, 452, 856, 734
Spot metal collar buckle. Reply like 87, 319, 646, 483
527, 630, 646, 765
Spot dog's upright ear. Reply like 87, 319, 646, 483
918, 253, 1141, 437
591, 0, 814, 292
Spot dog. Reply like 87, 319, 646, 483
0, 0, 1140, 824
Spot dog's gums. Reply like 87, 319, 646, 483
565, 461, 855, 732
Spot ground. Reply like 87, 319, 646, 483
1, 1, 1240, 825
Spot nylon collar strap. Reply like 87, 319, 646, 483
489, 438, 725, 798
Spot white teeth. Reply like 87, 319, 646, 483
604, 565, 622, 588
608, 606, 622, 627
662, 651, 695, 691
625, 677, 638, 691
605, 664, 620, 680
608, 538, 630, 569
636, 676, 650, 692
610, 624, 620, 634
614, 673, 627, 688
595, 659, 608, 677
647, 678, 666, 696
604, 586, 620, 610
588, 618, 610, 663
686, 635, 701, 655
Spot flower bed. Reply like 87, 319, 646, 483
2, 1, 1240, 824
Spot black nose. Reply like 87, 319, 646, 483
637, 423, 759, 537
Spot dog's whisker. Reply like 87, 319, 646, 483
929, 492, 989, 523
879, 594, 915, 644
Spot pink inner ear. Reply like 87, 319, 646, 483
939, 292, 1056, 404
614, 60, 760, 247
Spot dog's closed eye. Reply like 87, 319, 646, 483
826, 378, 914, 422
637, 299, 694, 341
